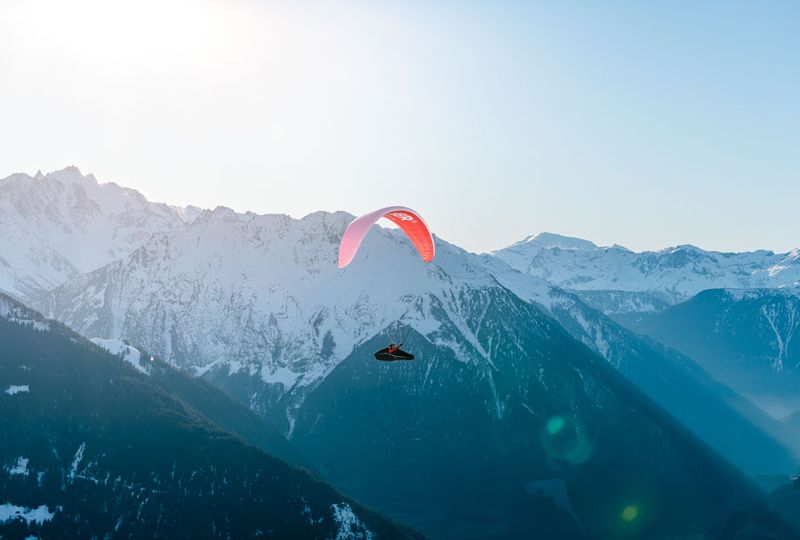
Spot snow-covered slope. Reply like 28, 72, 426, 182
0, 293, 52, 332
43, 208, 503, 416
0, 167, 196, 302
493, 232, 800, 317
89, 338, 150, 375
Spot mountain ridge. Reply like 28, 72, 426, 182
0, 167, 201, 303
493, 232, 800, 320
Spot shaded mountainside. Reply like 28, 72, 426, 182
0, 295, 419, 540
286, 289, 794, 540
480, 255, 799, 476
546, 293, 799, 477
630, 288, 800, 418
769, 480, 800, 535
146, 358, 310, 470
86, 336, 309, 469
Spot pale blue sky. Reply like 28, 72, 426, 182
1, 0, 798, 253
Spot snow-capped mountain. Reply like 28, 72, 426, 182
3, 167, 799, 537
492, 233, 800, 421
493, 232, 800, 319
42, 207, 515, 419
40, 208, 798, 478
0, 167, 198, 303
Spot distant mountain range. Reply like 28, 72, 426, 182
492, 231, 800, 423
2, 167, 800, 538
493, 231, 800, 322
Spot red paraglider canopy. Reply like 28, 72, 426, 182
338, 206, 435, 268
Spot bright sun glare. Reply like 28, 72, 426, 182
7, 0, 233, 62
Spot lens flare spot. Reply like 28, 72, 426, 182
622, 505, 639, 522
546, 416, 565, 435
539, 415, 593, 465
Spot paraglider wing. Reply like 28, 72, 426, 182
338, 206, 435, 269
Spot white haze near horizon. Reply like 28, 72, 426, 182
1, 0, 798, 254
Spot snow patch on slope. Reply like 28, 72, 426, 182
90, 338, 149, 375
6, 457, 29, 477
760, 303, 798, 372
261, 366, 301, 390
331, 503, 374, 540
69, 443, 86, 480
0, 295, 50, 331
0, 504, 55, 526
